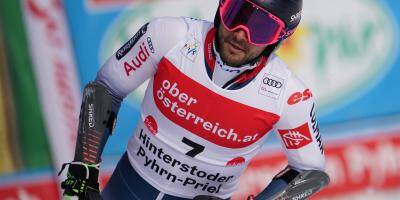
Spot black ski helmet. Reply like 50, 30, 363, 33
214, 0, 303, 56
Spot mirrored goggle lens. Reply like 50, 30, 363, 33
220, 0, 285, 45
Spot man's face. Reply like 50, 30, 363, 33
218, 24, 267, 67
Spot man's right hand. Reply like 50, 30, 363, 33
59, 162, 102, 200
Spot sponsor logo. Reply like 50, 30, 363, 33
146, 37, 155, 53
100, 2, 219, 108
153, 60, 279, 148
278, 123, 312, 149
287, 89, 313, 105
88, 103, 94, 128
226, 157, 245, 166
290, 11, 302, 23
181, 37, 200, 62
207, 42, 213, 61
258, 74, 284, 99
116, 23, 148, 60
123, 42, 150, 76
310, 103, 324, 154
263, 77, 283, 88
292, 189, 313, 200
144, 115, 157, 134
155, 78, 261, 147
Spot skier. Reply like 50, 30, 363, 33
60, 0, 329, 199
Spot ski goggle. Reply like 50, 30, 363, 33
219, 0, 286, 46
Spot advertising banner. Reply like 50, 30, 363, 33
233, 129, 400, 199
0, 0, 389, 199
0, 28, 16, 174
1, 128, 399, 199
0, 0, 51, 170
277, 0, 400, 124
0, 175, 59, 200
63, 0, 400, 157
21, 0, 82, 171
64, 0, 219, 156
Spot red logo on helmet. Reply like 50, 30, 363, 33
278, 123, 312, 149
144, 115, 158, 135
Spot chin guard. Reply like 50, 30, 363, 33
74, 82, 116, 164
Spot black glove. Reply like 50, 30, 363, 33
58, 162, 102, 200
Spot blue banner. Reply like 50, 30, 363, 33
63, 0, 400, 157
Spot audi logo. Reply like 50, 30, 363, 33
263, 78, 282, 88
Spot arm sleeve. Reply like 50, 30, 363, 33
274, 73, 326, 171
69, 17, 188, 164
95, 17, 189, 112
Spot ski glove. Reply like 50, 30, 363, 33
59, 162, 102, 200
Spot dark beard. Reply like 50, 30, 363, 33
215, 29, 262, 67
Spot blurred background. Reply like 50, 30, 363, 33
0, 0, 399, 199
